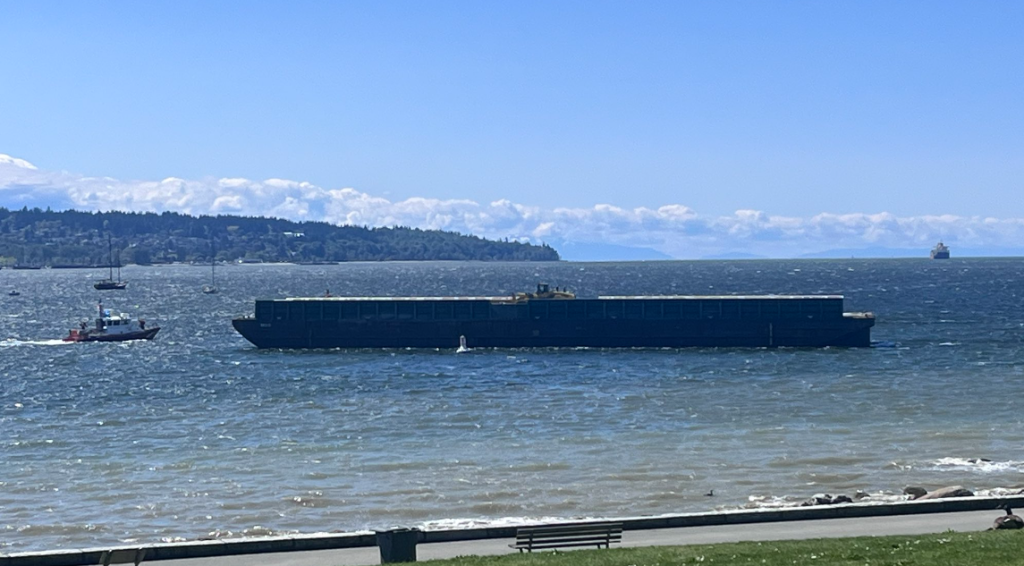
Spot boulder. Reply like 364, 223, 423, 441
801, 493, 834, 506
917, 485, 974, 500
903, 486, 928, 499
800, 494, 852, 506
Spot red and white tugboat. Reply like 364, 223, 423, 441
63, 303, 160, 342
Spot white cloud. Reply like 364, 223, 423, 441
0, 155, 37, 170
2, 153, 1023, 258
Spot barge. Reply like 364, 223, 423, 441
232, 284, 874, 349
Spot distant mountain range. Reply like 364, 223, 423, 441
551, 241, 675, 261
564, 245, 1024, 262
699, 252, 766, 260
797, 246, 1024, 259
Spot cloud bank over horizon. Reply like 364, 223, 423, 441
2, 154, 1022, 259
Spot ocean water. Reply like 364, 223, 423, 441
1, 259, 1023, 552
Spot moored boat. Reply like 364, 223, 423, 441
94, 278, 127, 290
232, 283, 876, 349
202, 237, 218, 294
94, 235, 128, 290
63, 303, 160, 342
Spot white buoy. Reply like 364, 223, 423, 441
456, 335, 470, 353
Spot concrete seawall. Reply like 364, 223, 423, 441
4, 495, 1023, 566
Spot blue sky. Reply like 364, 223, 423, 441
2, 1, 1023, 258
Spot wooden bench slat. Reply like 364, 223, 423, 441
516, 537, 622, 548
520, 542, 616, 550
515, 532, 622, 541
515, 534, 623, 544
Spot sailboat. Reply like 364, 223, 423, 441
202, 237, 218, 294
94, 235, 127, 290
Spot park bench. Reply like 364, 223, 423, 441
509, 521, 623, 552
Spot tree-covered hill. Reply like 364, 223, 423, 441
0, 207, 560, 266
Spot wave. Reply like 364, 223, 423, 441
421, 515, 597, 531
930, 457, 1024, 473
744, 491, 909, 510
0, 338, 70, 347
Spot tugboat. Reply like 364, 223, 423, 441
513, 282, 576, 301
63, 303, 160, 342
930, 241, 951, 259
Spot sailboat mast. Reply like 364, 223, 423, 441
107, 235, 114, 280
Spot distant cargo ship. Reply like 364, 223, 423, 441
930, 242, 950, 259
232, 284, 875, 349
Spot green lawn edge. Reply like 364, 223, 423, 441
410, 530, 1024, 566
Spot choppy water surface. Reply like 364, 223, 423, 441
2, 259, 1023, 551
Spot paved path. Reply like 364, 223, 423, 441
156, 510, 1000, 566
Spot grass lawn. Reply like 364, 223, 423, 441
416, 530, 1024, 566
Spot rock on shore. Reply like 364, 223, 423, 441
801, 494, 854, 506
917, 486, 974, 500
798, 485, 977, 508
903, 486, 928, 499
